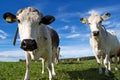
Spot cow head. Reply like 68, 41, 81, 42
3, 7, 55, 51
80, 13, 110, 36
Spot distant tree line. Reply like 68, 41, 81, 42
19, 56, 95, 62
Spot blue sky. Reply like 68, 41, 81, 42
0, 0, 120, 61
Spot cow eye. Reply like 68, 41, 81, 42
17, 19, 20, 23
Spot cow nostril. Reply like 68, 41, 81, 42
93, 31, 99, 36
23, 41, 26, 46
21, 40, 27, 49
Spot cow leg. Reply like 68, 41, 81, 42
24, 52, 31, 80
108, 60, 111, 71
54, 47, 60, 64
47, 58, 56, 80
52, 47, 58, 64
51, 63, 56, 76
47, 60, 53, 80
95, 55, 103, 74
104, 54, 110, 76
114, 53, 118, 70
47, 59, 56, 80
56, 47, 60, 64
50, 47, 57, 76
42, 58, 45, 74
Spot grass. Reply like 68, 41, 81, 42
0, 59, 120, 80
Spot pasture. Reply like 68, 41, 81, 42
0, 59, 120, 80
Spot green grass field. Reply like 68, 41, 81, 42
0, 59, 120, 80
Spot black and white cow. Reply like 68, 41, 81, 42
80, 13, 120, 76
3, 7, 59, 80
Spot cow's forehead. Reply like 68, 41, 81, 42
16, 7, 43, 20
17, 7, 40, 15
88, 13, 102, 23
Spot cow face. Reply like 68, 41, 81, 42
3, 7, 55, 51
80, 13, 110, 36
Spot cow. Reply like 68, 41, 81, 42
3, 7, 59, 80
80, 13, 120, 76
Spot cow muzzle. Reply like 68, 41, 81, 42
93, 31, 99, 36
20, 39, 37, 51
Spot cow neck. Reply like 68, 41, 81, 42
101, 25, 108, 37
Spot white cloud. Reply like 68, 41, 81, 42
0, 29, 8, 39
66, 33, 80, 38
59, 25, 81, 39
87, 5, 120, 15
88, 9, 100, 15
56, 5, 120, 23
60, 25, 77, 33
0, 50, 25, 62
56, 12, 82, 22
103, 21, 111, 26
81, 33, 90, 39
61, 25, 69, 30
60, 45, 93, 59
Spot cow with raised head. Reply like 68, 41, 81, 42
80, 13, 120, 76
3, 7, 59, 80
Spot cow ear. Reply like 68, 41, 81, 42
40, 15, 55, 25
3, 12, 17, 23
102, 13, 110, 20
80, 18, 88, 24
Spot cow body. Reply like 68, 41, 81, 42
3, 7, 59, 80
80, 13, 120, 76
90, 28, 119, 75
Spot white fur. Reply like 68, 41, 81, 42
85, 13, 120, 76
17, 7, 57, 80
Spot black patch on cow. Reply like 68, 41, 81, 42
50, 29, 59, 48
